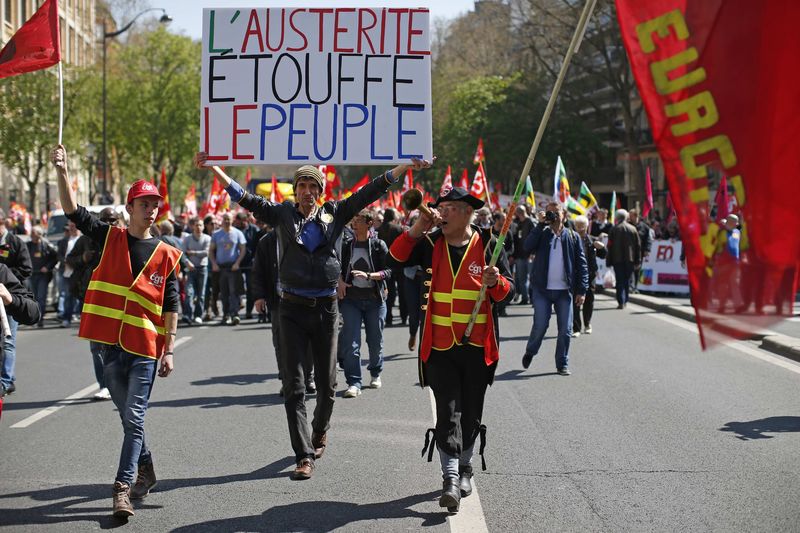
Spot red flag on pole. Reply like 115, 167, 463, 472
156, 168, 172, 223
270, 174, 284, 203
714, 176, 730, 224
245, 168, 252, 187
458, 169, 469, 190
208, 175, 225, 214
473, 138, 485, 165
402, 169, 413, 192
183, 184, 197, 216
0, 0, 60, 79
440, 165, 453, 195
617, 0, 800, 345
469, 162, 489, 201
643, 167, 654, 219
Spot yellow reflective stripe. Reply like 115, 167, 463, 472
82, 303, 125, 320
431, 314, 452, 326
430, 313, 487, 325
88, 280, 163, 316
452, 312, 487, 324
122, 314, 165, 335
452, 289, 480, 299
432, 292, 452, 303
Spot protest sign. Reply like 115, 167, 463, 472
200, 7, 432, 165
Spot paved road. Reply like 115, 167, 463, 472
1, 294, 799, 532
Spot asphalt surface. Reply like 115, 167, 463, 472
1, 294, 800, 532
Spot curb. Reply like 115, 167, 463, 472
596, 288, 800, 363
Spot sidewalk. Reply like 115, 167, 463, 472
597, 288, 800, 362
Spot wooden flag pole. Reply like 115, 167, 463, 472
57, 61, 63, 145
460, 0, 598, 345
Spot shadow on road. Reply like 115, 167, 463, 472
149, 393, 283, 409
719, 416, 800, 440
494, 369, 559, 380
0, 457, 296, 529
191, 373, 278, 386
168, 490, 446, 532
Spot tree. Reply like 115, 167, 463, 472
0, 67, 91, 214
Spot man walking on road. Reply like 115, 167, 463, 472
521, 202, 588, 375
52, 145, 183, 519
389, 186, 514, 513
209, 213, 247, 325
606, 209, 641, 309
195, 151, 432, 480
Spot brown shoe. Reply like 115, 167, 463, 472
112, 481, 134, 518
292, 458, 314, 480
408, 334, 417, 351
130, 461, 157, 500
311, 431, 327, 459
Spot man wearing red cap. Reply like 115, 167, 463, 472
51, 145, 183, 519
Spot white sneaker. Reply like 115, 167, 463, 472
343, 385, 361, 398
584, 325, 592, 334
93, 388, 111, 401
369, 376, 382, 389
193, 317, 203, 325
571, 331, 581, 338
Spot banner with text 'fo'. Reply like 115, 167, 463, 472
200, 7, 432, 165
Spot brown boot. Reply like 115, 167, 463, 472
130, 461, 157, 500
311, 431, 327, 459
112, 481, 134, 518
292, 458, 314, 480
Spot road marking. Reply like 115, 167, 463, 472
629, 303, 800, 376
427, 389, 490, 533
11, 337, 192, 429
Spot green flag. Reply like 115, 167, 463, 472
566, 196, 587, 219
610, 191, 617, 221
578, 181, 597, 210
524, 175, 536, 206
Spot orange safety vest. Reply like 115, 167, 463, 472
79, 228, 181, 359
421, 232, 500, 366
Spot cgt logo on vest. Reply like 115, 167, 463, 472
149, 272, 165, 288
468, 261, 482, 277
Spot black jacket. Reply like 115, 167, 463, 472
0, 231, 32, 282
340, 230, 391, 301
581, 234, 607, 290
238, 172, 395, 292
0, 263, 40, 326
251, 230, 280, 309
27, 238, 59, 276
511, 217, 535, 259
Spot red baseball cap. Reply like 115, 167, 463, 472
127, 180, 162, 204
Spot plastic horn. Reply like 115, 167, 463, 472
401, 189, 433, 217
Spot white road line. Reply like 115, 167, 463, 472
630, 303, 800, 376
10, 337, 193, 429
428, 389, 490, 533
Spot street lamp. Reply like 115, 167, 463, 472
101, 8, 172, 202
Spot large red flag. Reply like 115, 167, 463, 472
156, 168, 172, 223
617, 0, 799, 345
643, 167, 654, 219
0, 0, 60, 79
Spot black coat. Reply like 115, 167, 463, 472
252, 230, 280, 309
0, 231, 32, 282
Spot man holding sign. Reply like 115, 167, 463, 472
195, 153, 432, 479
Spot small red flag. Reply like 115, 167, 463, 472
270, 174, 284, 203
458, 169, 469, 190
0, 0, 61, 79
156, 168, 172, 222
440, 166, 453, 195
403, 169, 413, 192
642, 167, 653, 219
473, 138, 485, 165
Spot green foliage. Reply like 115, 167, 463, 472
0, 67, 91, 210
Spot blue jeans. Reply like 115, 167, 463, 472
1, 315, 18, 389
613, 264, 634, 306
183, 268, 208, 320
340, 298, 386, 389
525, 288, 573, 370
59, 274, 78, 322
29, 273, 50, 322
103, 346, 157, 485
514, 257, 531, 303
90, 341, 106, 388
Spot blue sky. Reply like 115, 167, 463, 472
161, 1, 476, 40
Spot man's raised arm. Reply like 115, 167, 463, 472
51, 145, 77, 215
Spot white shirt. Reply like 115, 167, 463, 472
62, 235, 80, 278
546, 232, 568, 290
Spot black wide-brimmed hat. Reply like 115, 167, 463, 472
429, 186, 485, 210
